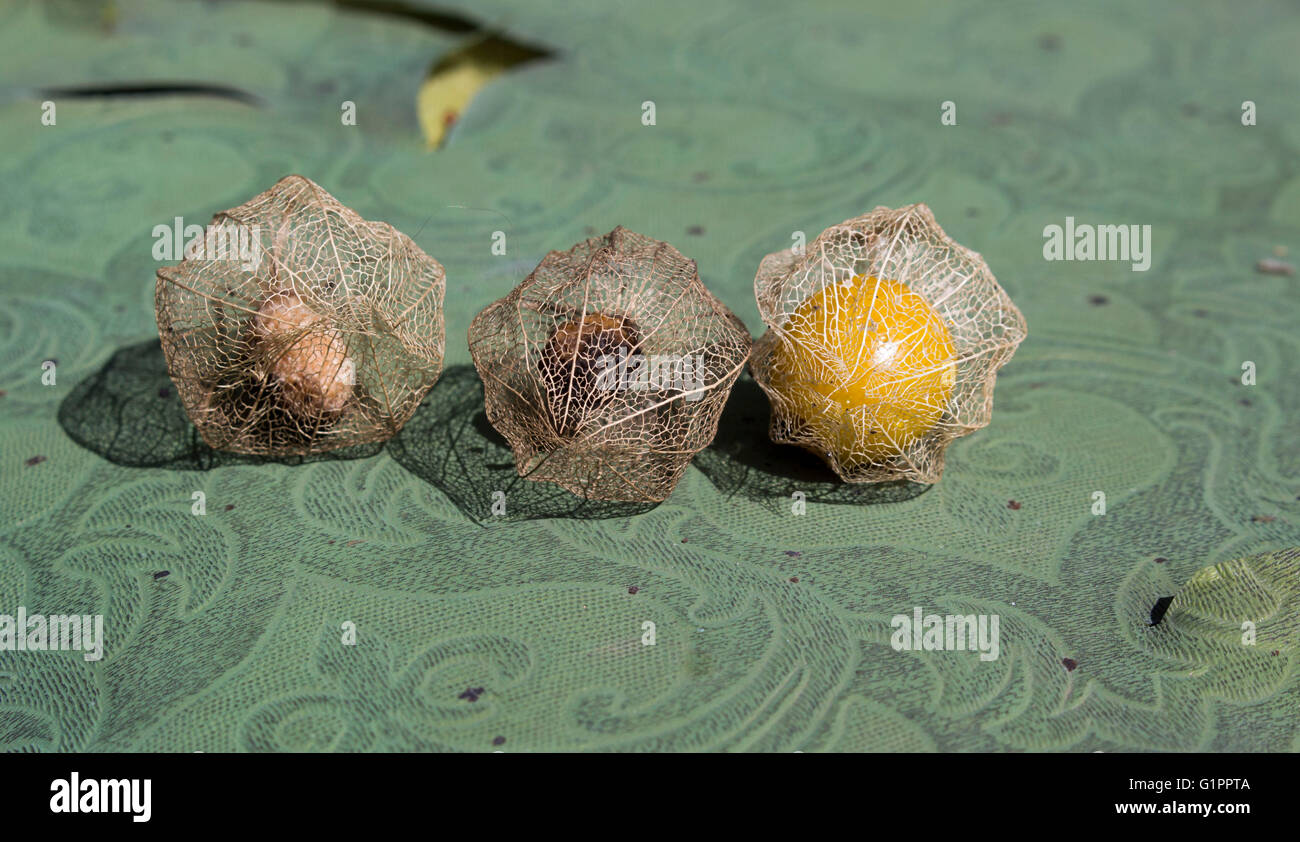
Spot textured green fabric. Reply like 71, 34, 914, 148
1, 0, 1299, 751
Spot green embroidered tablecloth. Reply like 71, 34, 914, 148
1, 0, 1298, 751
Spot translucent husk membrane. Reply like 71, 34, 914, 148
751, 204, 1027, 484
469, 227, 752, 502
155, 175, 446, 456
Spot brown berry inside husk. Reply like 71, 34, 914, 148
538, 312, 641, 436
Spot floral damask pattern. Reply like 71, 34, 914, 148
0, 0, 1297, 751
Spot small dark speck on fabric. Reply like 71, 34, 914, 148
1149, 596, 1175, 626
24, 455, 46, 467
1062, 657, 1078, 671
1007, 500, 1021, 510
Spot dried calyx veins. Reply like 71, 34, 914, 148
468, 226, 751, 503
771, 276, 957, 466
752, 204, 1027, 484
155, 175, 446, 456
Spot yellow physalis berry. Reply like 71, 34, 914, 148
770, 275, 957, 466
752, 204, 1026, 484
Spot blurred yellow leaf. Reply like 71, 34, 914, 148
417, 35, 547, 149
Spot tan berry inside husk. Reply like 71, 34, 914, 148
253, 290, 355, 418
